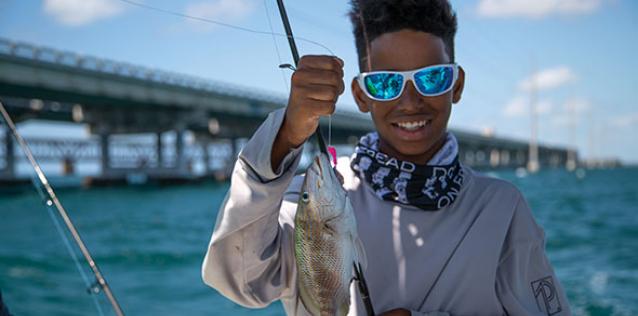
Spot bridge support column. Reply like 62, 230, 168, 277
3, 128, 14, 178
202, 140, 210, 175
100, 133, 110, 175
490, 149, 500, 168
156, 132, 163, 169
62, 157, 75, 175
175, 129, 185, 171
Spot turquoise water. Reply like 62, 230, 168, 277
0, 167, 637, 315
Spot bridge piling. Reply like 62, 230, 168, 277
156, 132, 163, 169
201, 139, 210, 176
216, 138, 239, 180
62, 157, 74, 175
175, 129, 184, 173
100, 133, 110, 175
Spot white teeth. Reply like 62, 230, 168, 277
396, 120, 428, 130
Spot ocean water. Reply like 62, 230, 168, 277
0, 167, 637, 315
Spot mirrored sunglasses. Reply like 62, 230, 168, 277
357, 63, 459, 101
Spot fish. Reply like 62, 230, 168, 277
294, 153, 367, 316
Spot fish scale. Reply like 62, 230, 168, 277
294, 154, 366, 316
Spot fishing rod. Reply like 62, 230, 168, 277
114, 0, 337, 156
275, 0, 330, 158
0, 100, 125, 316
274, 2, 375, 315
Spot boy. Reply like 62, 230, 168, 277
202, 0, 570, 315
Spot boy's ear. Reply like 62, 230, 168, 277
351, 77, 371, 113
452, 66, 465, 104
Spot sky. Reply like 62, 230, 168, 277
0, 0, 637, 163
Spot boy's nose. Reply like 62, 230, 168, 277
395, 80, 422, 112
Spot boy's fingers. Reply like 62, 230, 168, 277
299, 55, 344, 73
298, 84, 341, 102
293, 68, 344, 87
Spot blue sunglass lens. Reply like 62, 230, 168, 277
414, 66, 454, 95
364, 73, 403, 100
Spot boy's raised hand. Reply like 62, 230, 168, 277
282, 55, 345, 147
271, 55, 345, 171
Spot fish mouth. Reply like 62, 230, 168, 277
304, 153, 343, 201
309, 154, 330, 179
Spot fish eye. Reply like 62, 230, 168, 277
301, 192, 309, 203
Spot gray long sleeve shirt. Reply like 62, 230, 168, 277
202, 109, 571, 315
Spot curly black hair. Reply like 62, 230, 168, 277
348, 0, 458, 71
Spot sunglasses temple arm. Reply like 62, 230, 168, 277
276, 0, 329, 157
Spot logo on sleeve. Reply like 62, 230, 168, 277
531, 276, 562, 315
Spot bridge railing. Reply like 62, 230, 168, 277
0, 37, 373, 131
0, 37, 289, 105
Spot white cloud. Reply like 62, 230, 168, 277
503, 96, 527, 117
611, 112, 638, 128
563, 98, 591, 114
184, 0, 255, 30
477, 0, 602, 18
44, 0, 123, 26
503, 95, 552, 117
518, 66, 576, 92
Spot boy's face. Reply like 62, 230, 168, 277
352, 29, 465, 165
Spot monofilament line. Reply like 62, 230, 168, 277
117, 0, 336, 57
263, 0, 290, 92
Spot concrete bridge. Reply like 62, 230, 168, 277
0, 37, 576, 184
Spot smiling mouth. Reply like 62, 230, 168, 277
392, 120, 430, 131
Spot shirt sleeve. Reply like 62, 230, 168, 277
496, 196, 571, 316
201, 108, 303, 307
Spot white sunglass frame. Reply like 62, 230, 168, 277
356, 63, 459, 101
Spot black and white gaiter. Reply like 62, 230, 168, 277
350, 132, 465, 211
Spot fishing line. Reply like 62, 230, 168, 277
25, 168, 105, 315
116, 0, 336, 57
0, 100, 125, 316
262, 0, 289, 92
275, 0, 332, 158
328, 116, 332, 148
119, 0, 336, 156
338, 4, 375, 313
356, 5, 373, 73
276, 1, 372, 314
39, 186, 106, 316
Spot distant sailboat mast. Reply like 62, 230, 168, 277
566, 98, 577, 171
528, 59, 540, 173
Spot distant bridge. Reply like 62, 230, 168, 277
0, 37, 576, 183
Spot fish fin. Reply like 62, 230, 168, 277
354, 235, 368, 271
